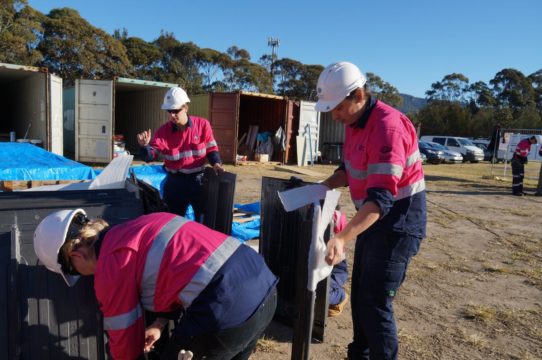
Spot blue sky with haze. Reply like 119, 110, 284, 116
30, 0, 541, 98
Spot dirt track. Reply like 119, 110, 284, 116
222, 162, 542, 360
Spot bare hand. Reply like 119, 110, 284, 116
178, 349, 194, 360
212, 163, 224, 175
144, 325, 161, 353
137, 129, 152, 147
325, 237, 345, 266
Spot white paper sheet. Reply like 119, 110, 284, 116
307, 189, 341, 291
277, 184, 330, 212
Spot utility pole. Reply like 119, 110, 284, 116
267, 37, 280, 84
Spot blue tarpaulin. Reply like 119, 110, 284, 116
0, 143, 96, 181
232, 202, 261, 241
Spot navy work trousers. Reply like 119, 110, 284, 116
163, 172, 205, 221
511, 159, 525, 194
160, 287, 277, 360
347, 230, 422, 360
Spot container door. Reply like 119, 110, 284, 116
209, 93, 239, 163
48, 73, 63, 155
297, 101, 320, 165
75, 79, 113, 163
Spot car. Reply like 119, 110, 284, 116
418, 141, 444, 164
420, 136, 484, 162
425, 142, 463, 163
472, 139, 506, 163
420, 152, 427, 164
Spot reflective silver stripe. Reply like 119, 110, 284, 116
206, 140, 217, 149
141, 216, 189, 311
351, 178, 426, 207
165, 166, 206, 174
345, 160, 367, 180
164, 148, 206, 161
103, 304, 142, 331
406, 149, 421, 167
395, 178, 426, 200
179, 236, 240, 308
367, 163, 403, 177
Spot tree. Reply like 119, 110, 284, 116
198, 48, 232, 92
490, 68, 536, 111
120, 35, 162, 79
38, 8, 132, 84
0, 0, 44, 65
426, 73, 470, 103
366, 72, 403, 108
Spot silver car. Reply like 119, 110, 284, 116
426, 142, 463, 163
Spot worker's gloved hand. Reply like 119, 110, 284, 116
178, 349, 194, 360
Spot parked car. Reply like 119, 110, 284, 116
420, 152, 427, 165
425, 142, 463, 163
418, 141, 444, 164
420, 136, 484, 162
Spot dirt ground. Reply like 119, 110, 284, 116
220, 161, 542, 360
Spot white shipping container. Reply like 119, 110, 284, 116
66, 77, 178, 163
0, 62, 63, 154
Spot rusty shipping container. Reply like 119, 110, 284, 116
190, 91, 320, 164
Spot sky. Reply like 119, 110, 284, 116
29, 0, 541, 98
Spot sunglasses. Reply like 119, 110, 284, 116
167, 108, 183, 114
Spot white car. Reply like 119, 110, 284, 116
420, 135, 484, 162
426, 142, 463, 163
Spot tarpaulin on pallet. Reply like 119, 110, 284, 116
0, 143, 96, 181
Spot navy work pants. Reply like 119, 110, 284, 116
160, 287, 277, 360
511, 159, 525, 194
163, 172, 205, 221
347, 230, 422, 360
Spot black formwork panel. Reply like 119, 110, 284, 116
260, 177, 330, 358
0, 183, 146, 360
201, 168, 237, 235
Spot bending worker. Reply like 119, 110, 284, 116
316, 62, 426, 360
511, 135, 537, 196
137, 87, 224, 221
33, 209, 278, 360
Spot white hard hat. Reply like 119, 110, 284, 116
161, 87, 191, 110
315, 62, 367, 112
33, 209, 86, 287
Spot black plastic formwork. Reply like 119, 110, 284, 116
0, 171, 237, 359
0, 182, 147, 360
260, 177, 330, 360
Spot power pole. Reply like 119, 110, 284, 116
267, 37, 280, 84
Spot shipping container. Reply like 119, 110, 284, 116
190, 91, 320, 165
64, 77, 178, 162
0, 62, 63, 155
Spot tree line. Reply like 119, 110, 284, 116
1, 1, 541, 138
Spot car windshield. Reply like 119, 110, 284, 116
458, 138, 475, 146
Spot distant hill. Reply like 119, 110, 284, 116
397, 93, 427, 114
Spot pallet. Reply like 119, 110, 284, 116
0, 180, 83, 192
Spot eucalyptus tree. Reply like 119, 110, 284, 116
366, 72, 402, 108
0, 0, 44, 65
114, 29, 162, 79
490, 68, 536, 111
425, 73, 470, 103
38, 8, 131, 84
153, 31, 204, 94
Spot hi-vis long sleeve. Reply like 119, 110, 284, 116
94, 213, 276, 359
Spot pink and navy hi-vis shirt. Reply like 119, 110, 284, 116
93, 213, 277, 360
340, 98, 426, 237
144, 116, 220, 174
514, 138, 532, 159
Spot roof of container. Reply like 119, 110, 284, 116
115, 76, 179, 90
0, 62, 47, 81
238, 90, 286, 100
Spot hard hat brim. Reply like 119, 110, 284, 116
33, 209, 85, 287
315, 98, 343, 112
